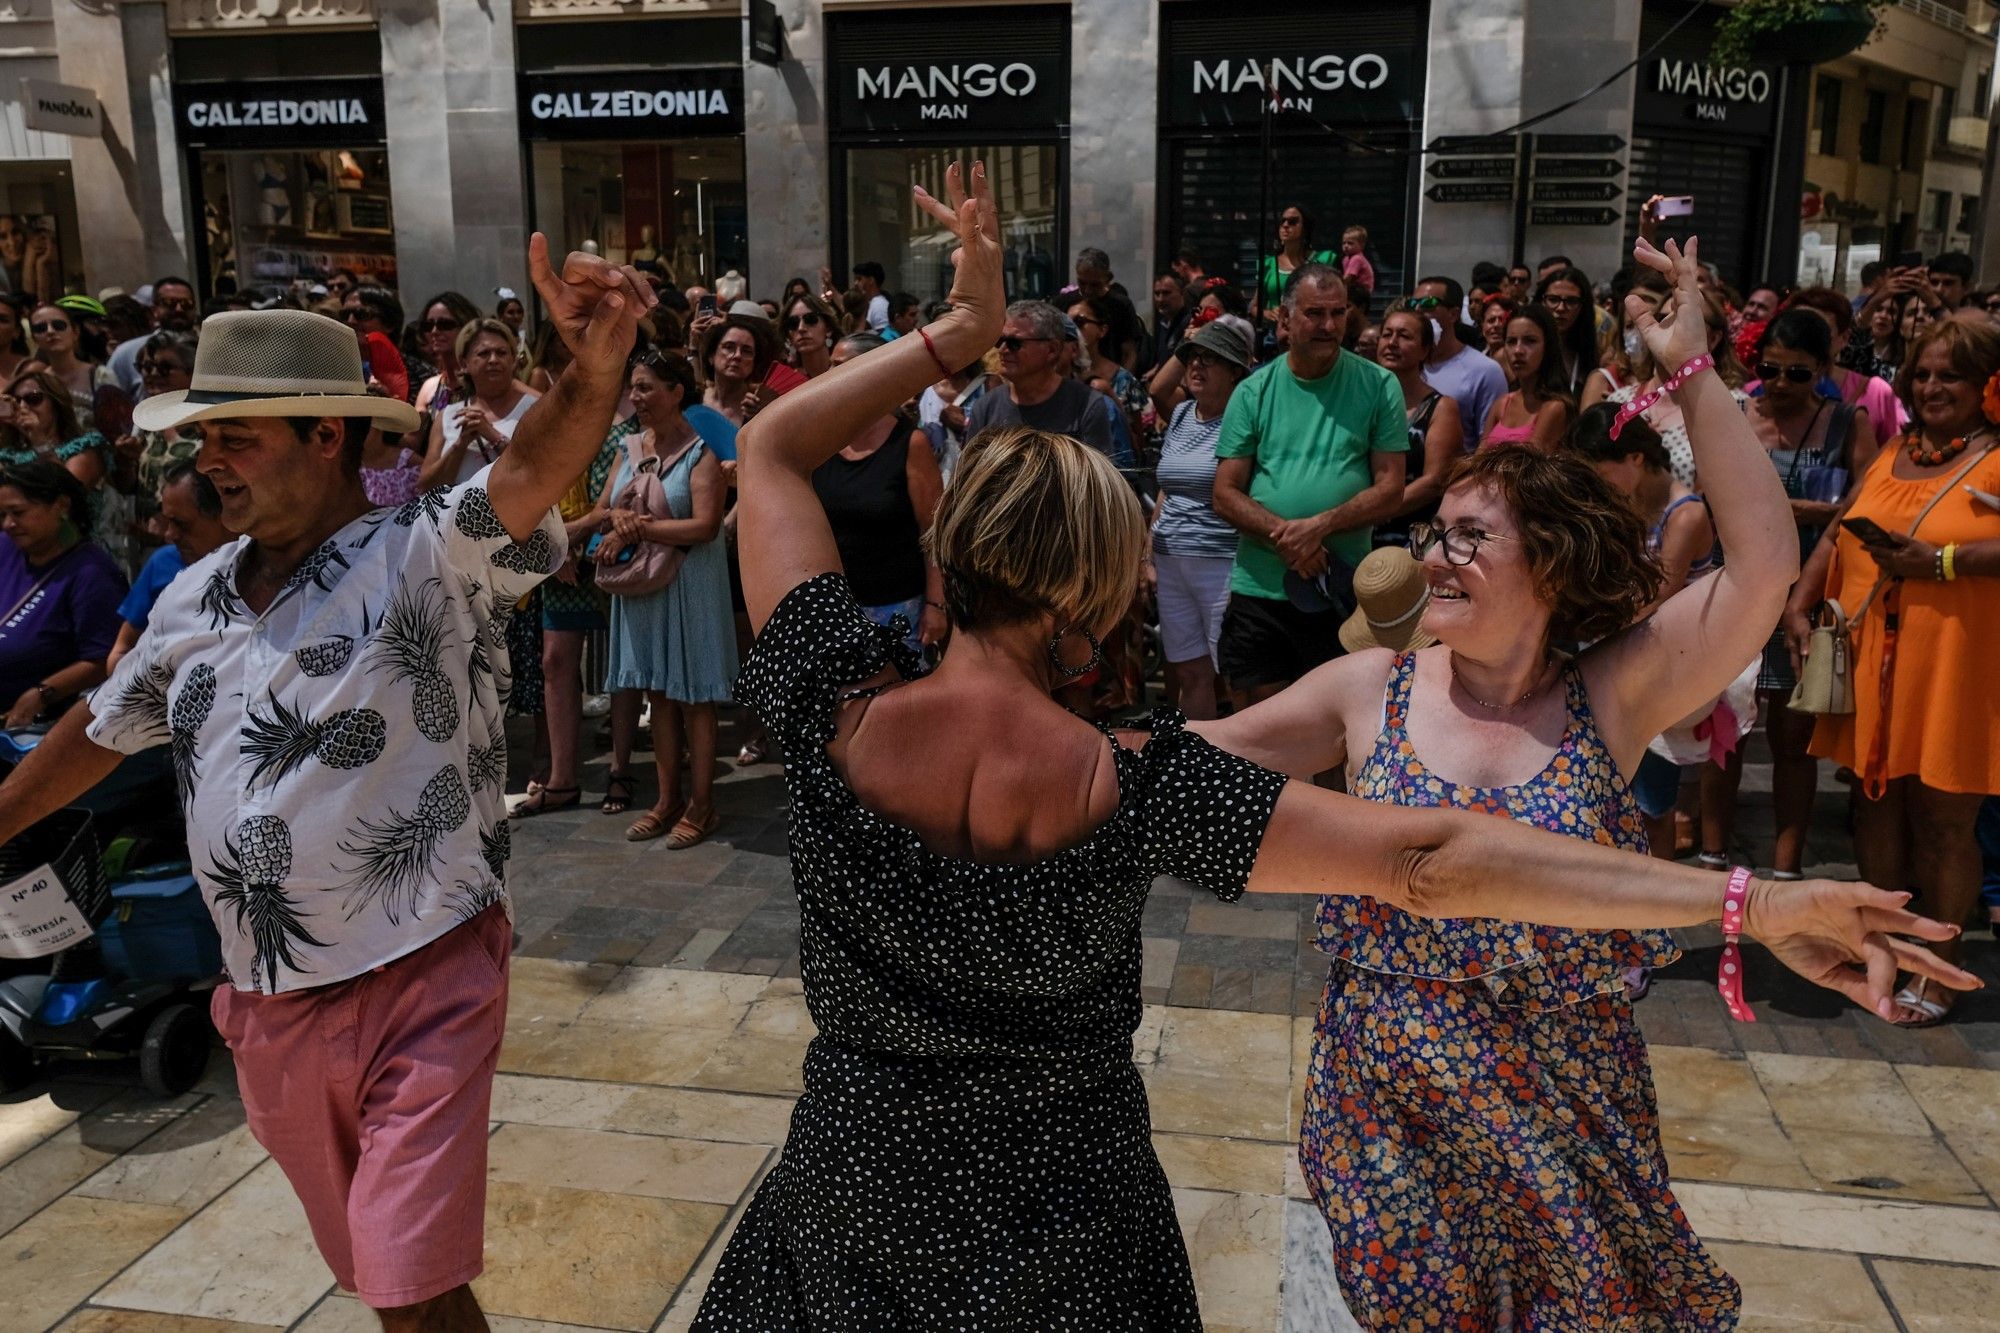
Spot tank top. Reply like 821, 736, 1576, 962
812, 419, 925, 607
1314, 652, 1679, 1010
1649, 492, 1718, 578
1375, 390, 1443, 546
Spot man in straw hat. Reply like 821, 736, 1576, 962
0, 236, 656, 1332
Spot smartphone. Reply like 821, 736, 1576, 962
1840, 516, 1896, 545
697, 294, 717, 317
1656, 195, 1694, 219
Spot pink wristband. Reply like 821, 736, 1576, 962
1718, 866, 1755, 1023
1610, 352, 1715, 441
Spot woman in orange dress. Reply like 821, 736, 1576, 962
1787, 312, 2000, 1026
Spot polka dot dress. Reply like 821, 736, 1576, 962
693, 574, 1287, 1332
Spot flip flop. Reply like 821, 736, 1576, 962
626, 800, 688, 844
511, 785, 580, 820
667, 807, 721, 850
1889, 983, 1954, 1029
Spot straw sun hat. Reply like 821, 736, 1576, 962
133, 308, 421, 435
1338, 546, 1439, 654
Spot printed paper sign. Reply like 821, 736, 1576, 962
0, 861, 95, 959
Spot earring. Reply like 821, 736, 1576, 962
1047, 625, 1105, 681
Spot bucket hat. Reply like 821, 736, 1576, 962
133, 308, 422, 434
1174, 319, 1251, 373
1338, 546, 1439, 654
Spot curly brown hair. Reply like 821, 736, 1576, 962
1442, 446, 1661, 643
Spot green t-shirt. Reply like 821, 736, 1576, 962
1214, 350, 1407, 600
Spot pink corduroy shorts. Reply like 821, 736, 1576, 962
210, 904, 510, 1309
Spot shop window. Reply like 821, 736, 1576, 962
1959, 194, 1978, 234
1859, 90, 1886, 164
843, 144, 1060, 303
0, 165, 81, 303
1927, 188, 1952, 232
1814, 75, 1842, 156
528, 139, 746, 289
198, 148, 396, 297
1902, 99, 1928, 171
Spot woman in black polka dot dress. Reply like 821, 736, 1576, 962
692, 165, 1967, 1332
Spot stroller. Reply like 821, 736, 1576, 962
0, 734, 223, 1097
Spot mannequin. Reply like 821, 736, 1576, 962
631, 224, 661, 265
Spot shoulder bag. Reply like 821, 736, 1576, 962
1789, 443, 1992, 716
595, 441, 699, 597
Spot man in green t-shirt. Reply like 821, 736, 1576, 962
1213, 262, 1407, 702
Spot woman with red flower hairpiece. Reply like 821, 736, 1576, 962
1784, 311, 2000, 1027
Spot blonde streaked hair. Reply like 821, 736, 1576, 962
927, 426, 1145, 635
454, 316, 518, 364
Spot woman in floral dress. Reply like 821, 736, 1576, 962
1200, 238, 1926, 1329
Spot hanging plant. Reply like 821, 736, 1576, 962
1709, 0, 1892, 67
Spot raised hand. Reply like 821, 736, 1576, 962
527, 232, 657, 384
1743, 878, 1979, 1021
911, 162, 1005, 351
1626, 236, 1707, 377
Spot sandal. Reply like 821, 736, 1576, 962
512, 785, 580, 820
666, 806, 721, 850
1695, 853, 1732, 872
1889, 980, 1955, 1029
599, 771, 636, 816
626, 799, 687, 843
735, 738, 770, 768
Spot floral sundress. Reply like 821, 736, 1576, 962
1302, 652, 1739, 1331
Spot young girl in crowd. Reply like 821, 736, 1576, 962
1483, 304, 1573, 450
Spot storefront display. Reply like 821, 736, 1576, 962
1159, 2, 1425, 301
0, 165, 80, 303
174, 77, 397, 298
827, 6, 1068, 302
521, 66, 746, 287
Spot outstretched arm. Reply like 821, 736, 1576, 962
0, 705, 122, 847
485, 234, 657, 542
1587, 237, 1799, 764
736, 163, 1006, 634
1246, 778, 1978, 1020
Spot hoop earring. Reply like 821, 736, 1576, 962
1047, 625, 1104, 682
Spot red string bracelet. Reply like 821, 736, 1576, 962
917, 326, 953, 380
1610, 352, 1714, 441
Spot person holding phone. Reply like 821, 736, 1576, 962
1748, 309, 1877, 882
420, 318, 538, 490
1785, 311, 2000, 1026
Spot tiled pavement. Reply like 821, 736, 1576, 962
2, 712, 1997, 1330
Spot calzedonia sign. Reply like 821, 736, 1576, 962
175, 79, 385, 148
521, 69, 744, 141
1165, 45, 1420, 128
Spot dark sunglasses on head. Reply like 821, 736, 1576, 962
995, 335, 1055, 352
12, 391, 48, 407
1756, 361, 1817, 384
1541, 294, 1583, 309
30, 319, 68, 334
783, 313, 824, 331
420, 317, 459, 332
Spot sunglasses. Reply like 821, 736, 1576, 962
1409, 295, 1443, 310
1541, 295, 1583, 310
1279, 216, 1304, 227
783, 313, 824, 331
137, 359, 183, 375
29, 319, 69, 335
1756, 362, 1817, 384
420, 317, 459, 332
995, 336, 1056, 352
11, 391, 48, 407
1074, 314, 1106, 329
343, 308, 380, 324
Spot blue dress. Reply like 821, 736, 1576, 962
603, 438, 737, 703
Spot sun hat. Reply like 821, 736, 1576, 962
728, 300, 772, 323
133, 308, 421, 434
55, 294, 107, 319
1174, 320, 1251, 372
1338, 546, 1439, 654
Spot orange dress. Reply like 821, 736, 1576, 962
1811, 444, 2000, 794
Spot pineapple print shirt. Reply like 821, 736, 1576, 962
86, 465, 566, 994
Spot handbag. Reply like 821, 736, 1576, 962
1788, 443, 1991, 716
594, 442, 696, 597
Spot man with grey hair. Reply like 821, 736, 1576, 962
964, 299, 1122, 462
1212, 261, 1407, 702
1074, 247, 1114, 300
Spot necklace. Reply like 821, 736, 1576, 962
1449, 652, 1555, 711
1904, 426, 1983, 466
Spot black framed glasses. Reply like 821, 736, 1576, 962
29, 319, 69, 335
995, 335, 1056, 352
11, 390, 49, 407
1279, 215, 1304, 227
419, 317, 459, 332
1541, 294, 1584, 310
1755, 361, 1816, 384
137, 359, 183, 376
1409, 521, 1515, 567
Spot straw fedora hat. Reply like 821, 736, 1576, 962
1339, 546, 1439, 654
133, 308, 422, 435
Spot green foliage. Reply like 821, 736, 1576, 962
1709, 0, 1892, 67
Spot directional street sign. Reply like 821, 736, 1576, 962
1531, 157, 1623, 178
1426, 182, 1515, 204
1427, 157, 1515, 179
1531, 206, 1620, 227
1535, 134, 1625, 155
1427, 134, 1518, 154
1532, 181, 1622, 202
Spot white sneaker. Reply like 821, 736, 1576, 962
580, 693, 610, 718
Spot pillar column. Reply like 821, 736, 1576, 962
745, 0, 830, 294
52, 0, 159, 293
1068, 0, 1157, 293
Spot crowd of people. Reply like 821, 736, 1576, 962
0, 166, 1993, 1330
